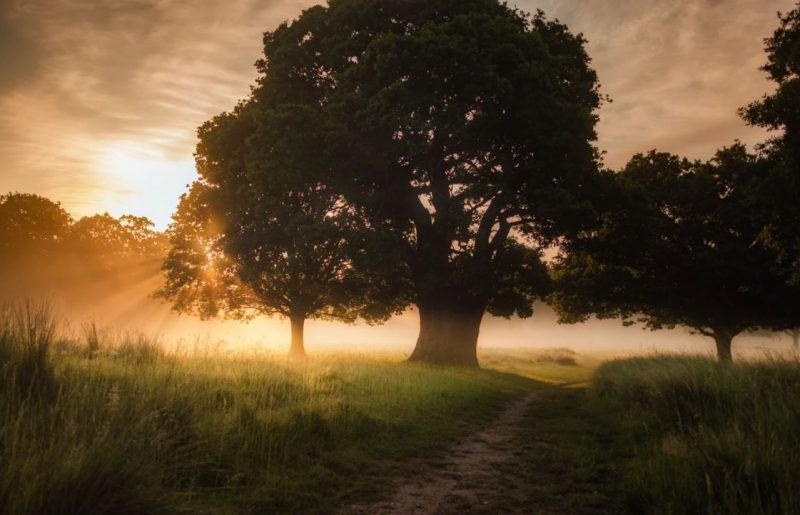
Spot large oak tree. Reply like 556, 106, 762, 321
204, 0, 602, 366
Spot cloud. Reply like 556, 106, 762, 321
0, 0, 43, 92
524, 0, 791, 167
0, 0, 314, 226
0, 0, 795, 226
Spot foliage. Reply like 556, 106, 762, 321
189, 0, 605, 364
552, 145, 800, 360
0, 192, 166, 300
161, 105, 407, 321
593, 356, 800, 514
159, 104, 410, 357
740, 3, 800, 283
318, 1, 601, 339
741, 3, 800, 142
0, 193, 72, 260
68, 214, 166, 266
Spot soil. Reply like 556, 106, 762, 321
340, 393, 537, 514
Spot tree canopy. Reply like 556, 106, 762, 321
158, 103, 408, 357
0, 192, 163, 266
0, 193, 72, 260
69, 214, 165, 266
741, 3, 800, 283
551, 145, 800, 361
190, 0, 603, 366
0, 192, 166, 305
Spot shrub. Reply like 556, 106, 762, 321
534, 348, 578, 366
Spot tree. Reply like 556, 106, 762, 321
159, 104, 407, 358
551, 146, 800, 361
68, 213, 166, 267
238, 0, 602, 366
0, 192, 72, 260
741, 3, 800, 283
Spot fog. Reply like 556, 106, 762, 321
4, 256, 791, 360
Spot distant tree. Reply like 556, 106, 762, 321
159, 105, 408, 358
741, 3, 800, 282
749, 325, 800, 351
552, 146, 800, 361
0, 193, 72, 260
217, 0, 601, 366
68, 213, 166, 266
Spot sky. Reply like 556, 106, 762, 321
0, 0, 795, 229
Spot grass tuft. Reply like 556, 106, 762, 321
0, 300, 56, 398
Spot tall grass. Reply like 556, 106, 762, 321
0, 300, 56, 397
0, 305, 532, 514
593, 356, 800, 515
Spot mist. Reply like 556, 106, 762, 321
4, 248, 791, 360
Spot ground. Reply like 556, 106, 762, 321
343, 392, 537, 514
5, 332, 796, 514
340, 353, 625, 514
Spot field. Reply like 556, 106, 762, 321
2, 304, 799, 514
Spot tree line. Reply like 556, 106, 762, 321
156, 0, 800, 363
5, 1, 798, 363
0, 193, 166, 295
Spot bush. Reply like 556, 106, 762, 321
534, 348, 578, 366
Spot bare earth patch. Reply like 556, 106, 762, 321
340, 392, 537, 514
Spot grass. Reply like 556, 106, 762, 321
481, 347, 602, 384
593, 355, 800, 515
3, 303, 799, 514
0, 307, 535, 515
0, 300, 56, 398
494, 352, 800, 514
511, 385, 627, 515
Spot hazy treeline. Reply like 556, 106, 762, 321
0, 192, 167, 304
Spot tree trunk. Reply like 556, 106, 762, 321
713, 331, 733, 362
289, 314, 306, 359
408, 302, 484, 367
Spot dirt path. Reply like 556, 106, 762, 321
340, 392, 537, 514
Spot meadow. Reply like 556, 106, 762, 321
2, 302, 799, 514
1, 303, 536, 514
